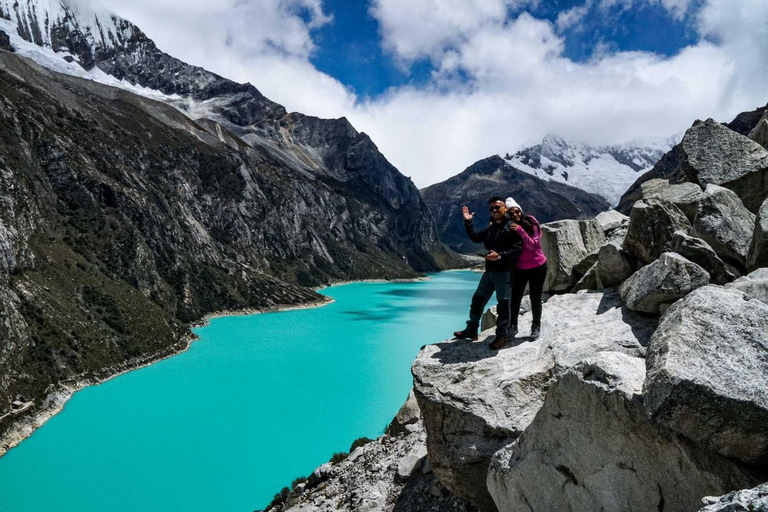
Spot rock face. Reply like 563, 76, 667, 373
645, 286, 768, 466
0, 49, 459, 428
672, 231, 741, 285
691, 185, 756, 268
748, 198, 768, 271
619, 252, 710, 314
421, 156, 609, 253
634, 179, 703, 222
268, 393, 474, 512
487, 352, 761, 512
617, 143, 686, 215
0, 29, 12, 52
681, 119, 768, 214
700, 483, 768, 512
748, 109, 768, 149
541, 219, 605, 292
623, 198, 691, 265
726, 269, 768, 305
412, 290, 655, 510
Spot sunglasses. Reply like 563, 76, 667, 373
489, 205, 503, 212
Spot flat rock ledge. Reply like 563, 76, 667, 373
412, 290, 657, 511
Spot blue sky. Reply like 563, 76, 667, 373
309, 0, 700, 98
100, 0, 767, 186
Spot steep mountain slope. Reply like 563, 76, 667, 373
0, 1, 461, 435
505, 134, 680, 206
422, 156, 609, 253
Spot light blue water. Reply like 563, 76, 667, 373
0, 271, 481, 512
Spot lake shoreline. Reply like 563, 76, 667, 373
0, 295, 333, 458
0, 270, 473, 458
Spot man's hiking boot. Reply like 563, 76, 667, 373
489, 334, 509, 350
530, 323, 541, 340
509, 324, 519, 338
453, 328, 479, 341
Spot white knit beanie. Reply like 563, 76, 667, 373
505, 197, 521, 210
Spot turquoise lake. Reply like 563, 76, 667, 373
0, 271, 481, 512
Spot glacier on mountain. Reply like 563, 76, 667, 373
504, 134, 682, 206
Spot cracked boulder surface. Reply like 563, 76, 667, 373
486, 352, 763, 512
411, 290, 656, 511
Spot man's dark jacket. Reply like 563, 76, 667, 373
465, 218, 523, 271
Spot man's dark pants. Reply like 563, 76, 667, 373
466, 270, 510, 336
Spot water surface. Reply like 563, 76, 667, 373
0, 271, 481, 511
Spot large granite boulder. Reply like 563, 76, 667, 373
636, 178, 703, 222
700, 483, 768, 512
487, 352, 761, 512
726, 268, 768, 304
691, 185, 756, 268
748, 108, 768, 149
595, 210, 629, 244
748, 198, 768, 272
541, 219, 605, 292
672, 231, 741, 285
681, 118, 768, 214
412, 290, 656, 510
619, 252, 709, 314
645, 285, 768, 466
573, 242, 638, 291
623, 198, 691, 265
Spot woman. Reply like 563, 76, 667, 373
506, 197, 547, 340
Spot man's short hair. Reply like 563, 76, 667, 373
488, 195, 504, 204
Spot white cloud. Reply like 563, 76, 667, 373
93, 0, 768, 188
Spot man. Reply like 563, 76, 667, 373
454, 196, 523, 350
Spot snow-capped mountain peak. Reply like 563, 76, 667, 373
503, 133, 682, 206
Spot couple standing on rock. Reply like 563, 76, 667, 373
453, 196, 548, 350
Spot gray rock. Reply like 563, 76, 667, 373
277, 398, 473, 512
623, 198, 691, 265
594, 242, 638, 289
681, 118, 768, 214
541, 219, 605, 292
595, 210, 629, 234
412, 290, 655, 510
726, 268, 768, 304
487, 352, 761, 512
387, 389, 421, 436
573, 250, 599, 277
573, 242, 637, 291
645, 285, 768, 466
396, 446, 428, 483
638, 179, 704, 222
748, 108, 768, 149
480, 298, 531, 332
748, 198, 768, 272
619, 252, 710, 314
699, 482, 768, 512
672, 231, 741, 285
691, 185, 756, 268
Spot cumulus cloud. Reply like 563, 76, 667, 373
97, 0, 767, 188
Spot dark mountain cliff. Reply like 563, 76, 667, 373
422, 156, 609, 253
0, 47, 457, 428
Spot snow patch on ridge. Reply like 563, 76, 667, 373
503, 134, 682, 206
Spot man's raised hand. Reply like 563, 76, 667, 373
462, 205, 474, 221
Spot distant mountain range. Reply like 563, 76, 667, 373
422, 156, 609, 253
503, 134, 681, 206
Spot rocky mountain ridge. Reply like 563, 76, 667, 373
421, 156, 609, 253
0, 0, 461, 444
268, 103, 768, 511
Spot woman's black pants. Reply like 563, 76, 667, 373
510, 263, 547, 327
